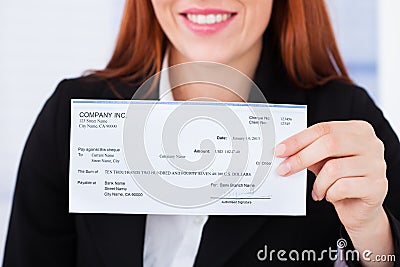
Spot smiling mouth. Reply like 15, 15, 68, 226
180, 13, 237, 25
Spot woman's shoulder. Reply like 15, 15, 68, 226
306, 79, 377, 122
37, 75, 136, 137
312, 79, 371, 103
53, 75, 134, 101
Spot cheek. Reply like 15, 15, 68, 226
151, 0, 175, 30
244, 0, 273, 35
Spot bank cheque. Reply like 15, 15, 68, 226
69, 100, 307, 215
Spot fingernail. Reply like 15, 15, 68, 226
276, 162, 291, 176
311, 190, 318, 201
274, 144, 286, 157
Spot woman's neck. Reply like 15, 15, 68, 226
167, 39, 262, 102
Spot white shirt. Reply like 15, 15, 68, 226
143, 55, 209, 267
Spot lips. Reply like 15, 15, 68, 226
179, 8, 237, 34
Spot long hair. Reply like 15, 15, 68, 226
95, 0, 352, 90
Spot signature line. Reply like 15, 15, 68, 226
210, 197, 271, 200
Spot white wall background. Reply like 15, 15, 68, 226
0, 0, 399, 264
378, 0, 400, 137
327, 0, 378, 100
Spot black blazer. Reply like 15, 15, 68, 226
3, 50, 400, 267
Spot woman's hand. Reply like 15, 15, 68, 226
275, 121, 394, 266
275, 120, 387, 231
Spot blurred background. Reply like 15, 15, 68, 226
0, 0, 399, 262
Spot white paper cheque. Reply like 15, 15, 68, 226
69, 100, 307, 215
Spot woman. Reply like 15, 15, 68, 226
3, 0, 400, 266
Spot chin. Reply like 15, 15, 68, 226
183, 47, 232, 64
188, 55, 232, 64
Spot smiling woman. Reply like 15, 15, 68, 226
96, 0, 350, 91
3, 0, 400, 267
152, 0, 270, 71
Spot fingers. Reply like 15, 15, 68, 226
276, 133, 366, 176
325, 177, 388, 204
274, 122, 332, 158
275, 121, 382, 177
312, 156, 369, 201
308, 159, 329, 176
275, 120, 375, 158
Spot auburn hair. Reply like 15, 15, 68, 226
95, 0, 352, 90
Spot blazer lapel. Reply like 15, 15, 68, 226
83, 214, 146, 267
249, 39, 308, 106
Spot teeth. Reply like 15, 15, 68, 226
206, 14, 216, 24
186, 13, 232, 25
198, 15, 206, 24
